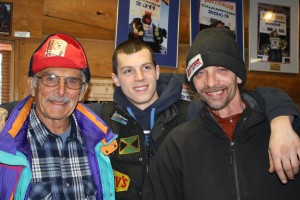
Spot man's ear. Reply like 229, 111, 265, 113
112, 73, 120, 87
79, 84, 88, 101
155, 65, 160, 80
237, 77, 242, 84
28, 77, 35, 96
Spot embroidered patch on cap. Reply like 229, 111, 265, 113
44, 39, 67, 57
186, 54, 203, 81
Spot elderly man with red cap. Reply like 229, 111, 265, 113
0, 33, 117, 200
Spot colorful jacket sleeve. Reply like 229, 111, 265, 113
75, 103, 118, 200
0, 96, 33, 200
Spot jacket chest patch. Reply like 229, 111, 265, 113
111, 111, 128, 125
119, 135, 140, 154
114, 170, 130, 192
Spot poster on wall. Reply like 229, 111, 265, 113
190, 0, 243, 56
0, 2, 12, 35
115, 0, 180, 68
86, 77, 114, 102
249, 0, 299, 73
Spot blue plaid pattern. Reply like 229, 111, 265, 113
27, 107, 96, 200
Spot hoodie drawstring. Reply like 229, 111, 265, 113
126, 107, 156, 129
126, 107, 156, 172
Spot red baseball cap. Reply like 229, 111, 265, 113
28, 33, 91, 82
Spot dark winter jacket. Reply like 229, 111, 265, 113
143, 91, 300, 200
88, 74, 192, 200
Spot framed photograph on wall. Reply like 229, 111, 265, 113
86, 77, 114, 102
190, 0, 243, 56
115, 0, 180, 68
249, 0, 299, 74
0, 2, 12, 35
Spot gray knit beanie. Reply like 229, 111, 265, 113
186, 28, 246, 90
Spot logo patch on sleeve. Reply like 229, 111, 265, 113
111, 111, 128, 125
119, 135, 140, 154
114, 170, 130, 192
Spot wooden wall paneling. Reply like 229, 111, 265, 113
43, 0, 117, 40
1, 51, 12, 102
243, 0, 249, 54
247, 72, 300, 92
12, 39, 19, 100
179, 0, 190, 43
17, 38, 42, 99
0, 0, 44, 39
78, 39, 115, 77
43, 17, 115, 41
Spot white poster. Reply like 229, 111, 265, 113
199, 0, 236, 31
130, 0, 162, 20
259, 11, 286, 35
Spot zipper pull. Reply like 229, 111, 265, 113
230, 141, 234, 164
144, 130, 151, 172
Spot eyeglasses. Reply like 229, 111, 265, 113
36, 74, 85, 90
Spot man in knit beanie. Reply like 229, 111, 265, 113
143, 28, 300, 200
186, 28, 246, 90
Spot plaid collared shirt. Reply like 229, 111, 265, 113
27, 106, 96, 200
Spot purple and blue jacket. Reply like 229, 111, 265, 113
0, 96, 118, 200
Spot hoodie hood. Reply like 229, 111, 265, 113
113, 73, 183, 129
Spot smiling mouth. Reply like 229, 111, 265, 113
50, 100, 67, 105
134, 85, 148, 91
48, 98, 69, 105
207, 90, 223, 95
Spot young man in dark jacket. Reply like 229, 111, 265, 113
143, 28, 300, 200
1, 39, 300, 200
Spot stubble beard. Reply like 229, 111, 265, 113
199, 85, 230, 111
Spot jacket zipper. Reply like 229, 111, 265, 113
230, 141, 241, 200
229, 111, 250, 200
144, 130, 151, 172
